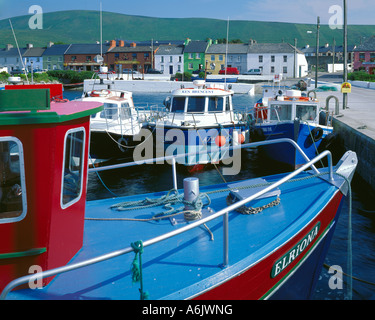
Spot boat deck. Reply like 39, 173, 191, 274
6, 170, 344, 300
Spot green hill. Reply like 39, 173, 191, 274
0, 10, 374, 48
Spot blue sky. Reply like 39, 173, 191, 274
0, 0, 374, 24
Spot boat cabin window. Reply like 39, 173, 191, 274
225, 96, 231, 112
170, 97, 185, 113
61, 128, 85, 209
296, 104, 317, 121
100, 103, 118, 120
270, 104, 292, 121
208, 97, 224, 112
187, 97, 205, 113
120, 102, 132, 119
0, 138, 26, 224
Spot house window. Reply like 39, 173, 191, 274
169, 56, 173, 63
0, 137, 27, 224
161, 56, 164, 63
178, 56, 182, 63
271, 66, 275, 73
259, 55, 263, 63
144, 53, 150, 59
58, 57, 63, 62
86, 56, 91, 62
132, 53, 137, 60
189, 53, 194, 59
61, 128, 85, 209
71, 56, 77, 61
237, 56, 241, 62
47, 57, 51, 62
195, 53, 200, 59
271, 55, 275, 62
219, 55, 223, 61
283, 66, 288, 74
359, 53, 365, 61
211, 55, 215, 61
177, 65, 181, 72
283, 55, 288, 63
188, 63, 193, 69
228, 56, 232, 62
115, 53, 120, 58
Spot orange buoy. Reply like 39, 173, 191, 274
215, 135, 226, 147
238, 133, 245, 144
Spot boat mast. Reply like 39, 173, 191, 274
224, 17, 229, 88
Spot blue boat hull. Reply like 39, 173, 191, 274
255, 122, 333, 168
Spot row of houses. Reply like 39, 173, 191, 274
0, 38, 309, 78
1, 36, 372, 77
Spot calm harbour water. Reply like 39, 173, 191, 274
65, 89, 375, 300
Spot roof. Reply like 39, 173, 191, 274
207, 44, 249, 54
301, 45, 356, 54
155, 44, 184, 55
23, 47, 46, 57
247, 43, 303, 54
65, 44, 109, 55
43, 44, 71, 56
354, 36, 375, 52
109, 46, 153, 53
184, 40, 209, 53
0, 47, 27, 57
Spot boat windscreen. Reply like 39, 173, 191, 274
187, 97, 205, 113
296, 104, 317, 121
171, 97, 185, 113
208, 97, 224, 112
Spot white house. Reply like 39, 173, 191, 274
155, 44, 184, 75
247, 43, 308, 78
0, 44, 27, 72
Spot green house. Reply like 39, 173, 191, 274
183, 39, 211, 74
42, 44, 71, 71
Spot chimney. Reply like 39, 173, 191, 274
27, 43, 33, 49
305, 44, 310, 48
119, 40, 125, 47
249, 39, 257, 45
48, 41, 54, 48
184, 38, 191, 46
325, 43, 329, 48
130, 42, 136, 48
109, 40, 116, 49
6, 44, 13, 51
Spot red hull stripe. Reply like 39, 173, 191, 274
195, 191, 343, 300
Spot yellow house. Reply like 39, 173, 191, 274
206, 44, 226, 75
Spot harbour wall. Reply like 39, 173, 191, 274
84, 79, 255, 94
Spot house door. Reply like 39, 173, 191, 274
169, 66, 173, 74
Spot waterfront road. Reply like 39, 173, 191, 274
312, 74, 375, 141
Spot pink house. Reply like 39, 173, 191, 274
353, 36, 375, 74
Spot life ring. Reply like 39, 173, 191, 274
254, 103, 268, 120
90, 89, 111, 97
310, 127, 323, 142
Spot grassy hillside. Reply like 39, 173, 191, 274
0, 10, 374, 48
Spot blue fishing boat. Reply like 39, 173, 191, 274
147, 80, 248, 170
251, 89, 333, 168
0, 88, 357, 300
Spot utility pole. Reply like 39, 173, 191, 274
343, 0, 348, 109
315, 16, 320, 89
294, 38, 297, 78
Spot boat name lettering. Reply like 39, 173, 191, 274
271, 222, 320, 278
181, 90, 215, 94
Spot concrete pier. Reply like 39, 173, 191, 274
315, 85, 375, 189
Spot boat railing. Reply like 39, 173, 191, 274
0, 138, 334, 300
135, 105, 169, 123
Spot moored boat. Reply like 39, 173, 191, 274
250, 89, 334, 168
147, 80, 248, 168
0, 87, 357, 300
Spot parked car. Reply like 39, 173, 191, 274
244, 68, 262, 75
147, 68, 163, 74
219, 67, 239, 75
10, 69, 25, 75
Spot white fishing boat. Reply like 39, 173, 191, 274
80, 86, 143, 162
